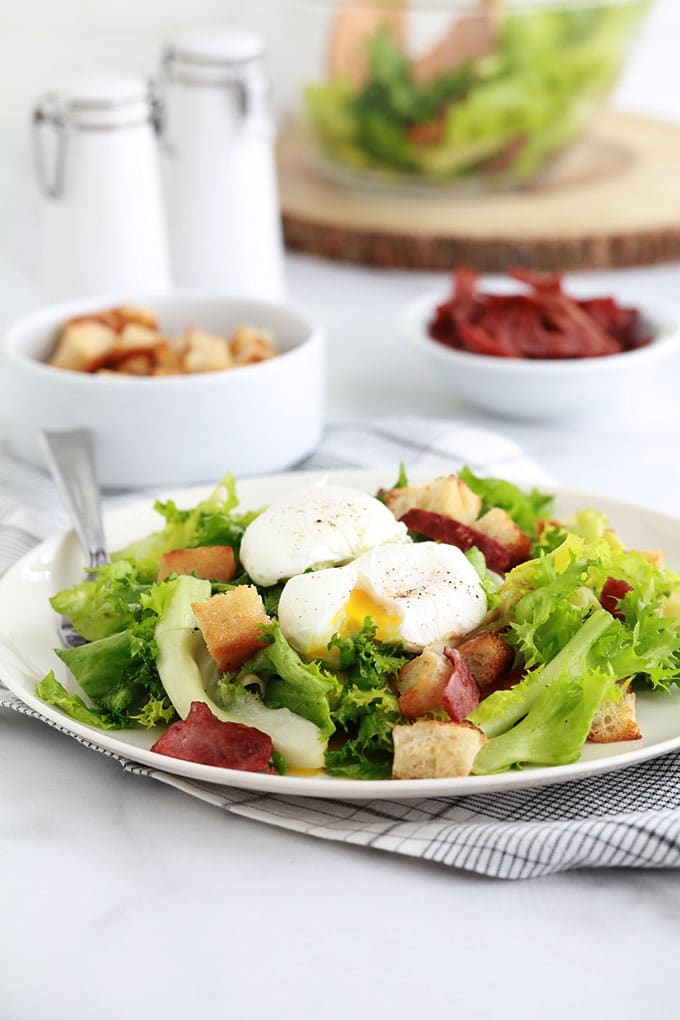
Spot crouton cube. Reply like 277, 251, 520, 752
68, 309, 125, 333
157, 545, 237, 583
192, 586, 270, 673
396, 649, 453, 718
473, 508, 531, 567
638, 549, 666, 569
182, 328, 232, 373
151, 340, 184, 375
382, 475, 482, 525
114, 322, 162, 353
49, 321, 118, 372
117, 304, 158, 330
392, 719, 487, 779
229, 325, 278, 366
113, 352, 155, 376
588, 691, 642, 743
456, 631, 514, 691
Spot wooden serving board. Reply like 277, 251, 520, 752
278, 112, 680, 272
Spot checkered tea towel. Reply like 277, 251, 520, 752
1, 416, 679, 880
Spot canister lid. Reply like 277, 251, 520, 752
170, 27, 265, 64
163, 27, 266, 85
59, 72, 149, 107
40, 73, 155, 128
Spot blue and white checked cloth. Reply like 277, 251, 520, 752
2, 416, 679, 880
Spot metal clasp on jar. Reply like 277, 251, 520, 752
160, 44, 271, 121
31, 82, 166, 199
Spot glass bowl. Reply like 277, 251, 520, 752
275, 0, 651, 190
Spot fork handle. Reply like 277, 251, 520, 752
39, 429, 108, 569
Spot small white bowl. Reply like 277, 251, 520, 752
404, 286, 680, 420
2, 293, 324, 488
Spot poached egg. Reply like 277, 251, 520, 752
277, 541, 487, 659
239, 482, 410, 587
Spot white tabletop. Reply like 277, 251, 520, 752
3, 3, 680, 1015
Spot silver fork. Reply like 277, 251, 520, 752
39, 429, 108, 648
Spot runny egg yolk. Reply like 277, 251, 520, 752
341, 587, 402, 642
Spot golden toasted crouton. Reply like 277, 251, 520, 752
588, 691, 642, 743
473, 508, 531, 566
114, 352, 155, 376
182, 327, 232, 373
392, 720, 487, 779
151, 340, 184, 375
117, 304, 158, 330
396, 649, 452, 719
192, 586, 270, 673
229, 325, 278, 366
114, 322, 162, 354
382, 475, 482, 525
49, 321, 118, 372
68, 305, 158, 334
456, 631, 514, 691
68, 309, 124, 332
638, 549, 666, 569
157, 545, 237, 583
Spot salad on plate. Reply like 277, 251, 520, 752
37, 467, 680, 782
305, 2, 648, 185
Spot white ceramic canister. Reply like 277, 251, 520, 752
160, 28, 286, 300
32, 73, 171, 301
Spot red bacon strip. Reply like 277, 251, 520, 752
397, 647, 482, 722
428, 267, 650, 360
151, 701, 274, 772
399, 507, 515, 574
442, 648, 481, 722
600, 577, 633, 621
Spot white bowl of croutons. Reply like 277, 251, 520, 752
2, 293, 324, 488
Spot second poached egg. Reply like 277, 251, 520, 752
277, 541, 487, 659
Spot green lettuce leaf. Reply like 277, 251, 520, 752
113, 472, 260, 581
470, 609, 619, 773
304, 3, 648, 181
325, 684, 404, 780
497, 530, 680, 690
472, 666, 612, 774
46, 582, 177, 729
49, 560, 150, 642
459, 466, 553, 539
231, 621, 340, 739
470, 608, 615, 739
36, 670, 124, 730
324, 619, 411, 779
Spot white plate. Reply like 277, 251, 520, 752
1, 469, 680, 801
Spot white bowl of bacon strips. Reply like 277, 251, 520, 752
405, 268, 680, 420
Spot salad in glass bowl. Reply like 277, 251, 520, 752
282, 0, 650, 188
36, 465, 680, 783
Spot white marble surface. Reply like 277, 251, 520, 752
3, 3, 680, 1017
